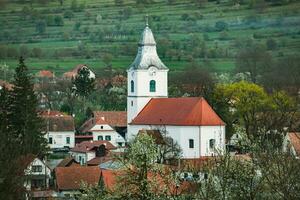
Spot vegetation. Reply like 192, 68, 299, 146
0, 57, 47, 199
0, 0, 299, 75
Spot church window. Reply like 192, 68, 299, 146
150, 80, 156, 92
209, 139, 216, 149
189, 139, 194, 148
131, 80, 134, 92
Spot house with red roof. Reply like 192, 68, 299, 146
69, 140, 116, 165
283, 132, 300, 158
126, 23, 225, 158
40, 111, 75, 149
78, 111, 127, 147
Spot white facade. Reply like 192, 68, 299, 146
127, 68, 168, 123
47, 131, 75, 149
90, 123, 125, 147
70, 151, 95, 165
24, 158, 51, 190
128, 125, 225, 158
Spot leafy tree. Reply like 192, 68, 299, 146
215, 21, 228, 31
54, 15, 64, 26
64, 10, 74, 19
115, 0, 124, 6
35, 20, 46, 34
266, 38, 277, 50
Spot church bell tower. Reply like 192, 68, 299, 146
127, 20, 169, 125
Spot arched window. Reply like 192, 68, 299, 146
149, 80, 156, 92
209, 139, 216, 149
130, 80, 134, 93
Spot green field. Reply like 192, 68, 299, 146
0, 0, 299, 76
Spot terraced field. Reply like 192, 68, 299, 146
0, 0, 299, 76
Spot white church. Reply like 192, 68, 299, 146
126, 22, 225, 159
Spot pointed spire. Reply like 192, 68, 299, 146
128, 23, 168, 70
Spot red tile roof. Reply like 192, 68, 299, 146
63, 64, 93, 79
71, 140, 116, 153
57, 157, 80, 167
55, 166, 101, 190
40, 112, 75, 132
87, 156, 113, 166
131, 97, 225, 126
36, 70, 54, 78
93, 111, 127, 127
288, 132, 300, 156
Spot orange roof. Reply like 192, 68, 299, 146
36, 70, 54, 78
63, 64, 92, 79
71, 140, 116, 153
288, 132, 300, 156
39, 111, 74, 132
55, 166, 101, 190
131, 97, 225, 126
93, 111, 127, 127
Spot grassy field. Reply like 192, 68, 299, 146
0, 0, 299, 76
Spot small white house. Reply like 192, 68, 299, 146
40, 111, 75, 149
70, 140, 116, 165
80, 112, 126, 147
22, 155, 52, 191
283, 132, 300, 159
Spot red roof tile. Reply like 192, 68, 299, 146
93, 111, 127, 127
57, 157, 80, 167
288, 132, 300, 156
55, 166, 101, 190
71, 140, 116, 153
36, 70, 54, 78
40, 112, 75, 132
131, 97, 225, 126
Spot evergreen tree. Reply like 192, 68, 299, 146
9, 57, 47, 155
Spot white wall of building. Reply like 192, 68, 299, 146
128, 124, 225, 158
24, 158, 51, 190
127, 68, 168, 124
46, 131, 75, 149
90, 123, 125, 146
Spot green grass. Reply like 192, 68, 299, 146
0, 0, 299, 75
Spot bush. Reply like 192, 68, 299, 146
266, 38, 277, 50
215, 20, 228, 31
54, 15, 64, 26
64, 10, 74, 19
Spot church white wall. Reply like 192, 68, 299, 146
46, 131, 75, 149
127, 68, 168, 124
128, 124, 225, 158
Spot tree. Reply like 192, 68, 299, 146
115, 0, 124, 6
115, 134, 161, 199
235, 44, 271, 83
10, 57, 47, 155
72, 66, 95, 111
266, 38, 277, 50
54, 15, 64, 26
35, 20, 46, 34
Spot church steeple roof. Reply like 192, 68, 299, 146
128, 23, 168, 70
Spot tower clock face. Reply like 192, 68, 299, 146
148, 66, 157, 76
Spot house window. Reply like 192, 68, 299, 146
101, 126, 103, 129
98, 135, 103, 140
189, 139, 194, 148
66, 137, 70, 144
149, 80, 156, 92
209, 139, 216, 149
49, 137, 53, 144
131, 80, 134, 93
32, 165, 42, 172
105, 135, 111, 141
79, 156, 82, 161
131, 101, 133, 106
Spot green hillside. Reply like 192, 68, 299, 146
0, 0, 299, 76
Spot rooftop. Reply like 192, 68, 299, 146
131, 97, 225, 126
71, 140, 116, 153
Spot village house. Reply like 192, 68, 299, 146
63, 64, 95, 80
283, 132, 300, 159
0, 79, 13, 90
40, 111, 75, 149
35, 70, 55, 82
20, 155, 52, 195
54, 166, 115, 198
69, 140, 116, 165
79, 111, 127, 147
126, 23, 225, 159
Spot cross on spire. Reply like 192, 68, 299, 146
145, 14, 149, 27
